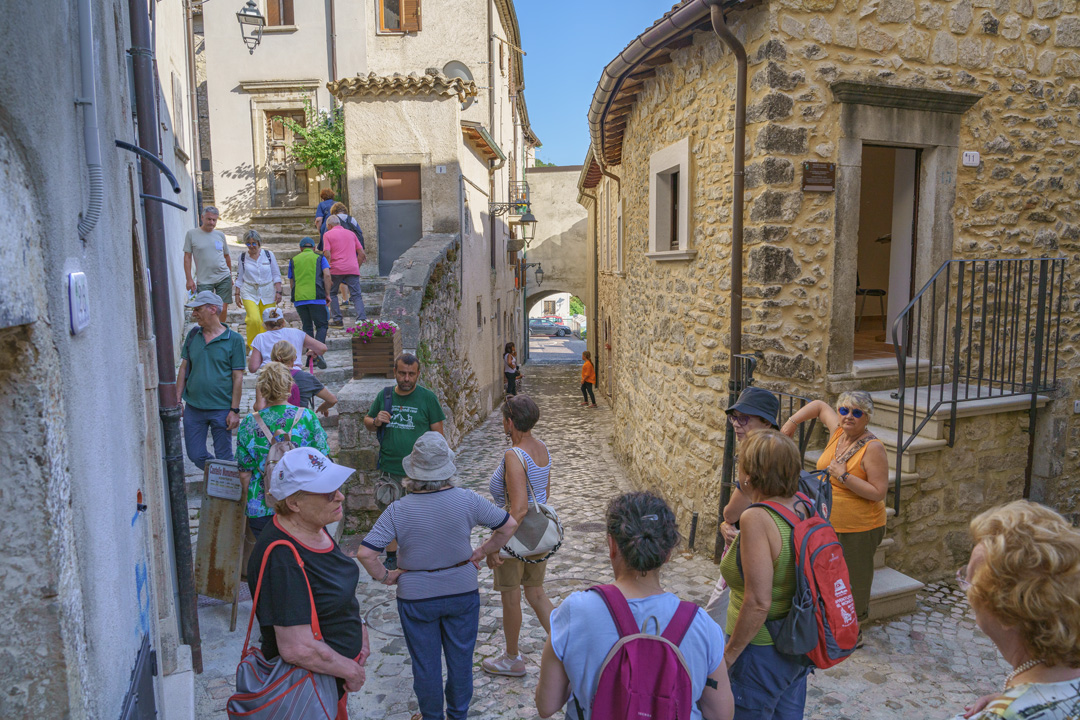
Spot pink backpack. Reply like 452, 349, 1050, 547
586, 584, 697, 720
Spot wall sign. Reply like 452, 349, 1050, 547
802, 161, 836, 192
194, 459, 249, 631
206, 461, 243, 502
68, 272, 91, 335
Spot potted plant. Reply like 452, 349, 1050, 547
347, 320, 402, 379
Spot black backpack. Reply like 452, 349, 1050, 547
797, 469, 833, 521
341, 216, 365, 249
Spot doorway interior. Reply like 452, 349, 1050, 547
854, 145, 919, 361
376, 165, 422, 276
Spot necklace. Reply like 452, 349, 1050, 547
1003, 659, 1045, 692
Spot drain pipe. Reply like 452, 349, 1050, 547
705, 0, 749, 558
582, 189, 599, 385
129, 0, 203, 673
76, 0, 103, 238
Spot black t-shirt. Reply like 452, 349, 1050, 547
247, 518, 363, 666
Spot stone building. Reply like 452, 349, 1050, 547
578, 0, 1079, 616
1, 0, 197, 716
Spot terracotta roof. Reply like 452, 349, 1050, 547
577, 149, 603, 192
462, 122, 506, 162
329, 71, 478, 103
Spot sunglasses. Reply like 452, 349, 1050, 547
728, 413, 754, 427
245, 241, 259, 246
837, 407, 864, 419
301, 490, 340, 502
956, 565, 971, 592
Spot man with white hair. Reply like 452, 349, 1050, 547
322, 214, 367, 326
184, 206, 233, 323
177, 290, 246, 469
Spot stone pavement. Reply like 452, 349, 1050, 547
194, 363, 1009, 719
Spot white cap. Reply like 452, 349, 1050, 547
270, 447, 355, 500
262, 306, 285, 323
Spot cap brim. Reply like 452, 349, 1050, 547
401, 456, 456, 483
304, 461, 356, 493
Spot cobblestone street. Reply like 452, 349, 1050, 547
195, 361, 1009, 719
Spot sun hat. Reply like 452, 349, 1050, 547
262, 306, 285, 323
726, 386, 780, 429
271, 447, 355, 500
299, 237, 316, 248
401, 431, 456, 482
185, 290, 224, 308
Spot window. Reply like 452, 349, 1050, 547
616, 198, 624, 273
497, 299, 501, 337
379, 0, 421, 33
267, 0, 294, 26
477, 298, 483, 330
543, 300, 556, 315
499, 43, 505, 75
171, 73, 184, 152
648, 137, 694, 260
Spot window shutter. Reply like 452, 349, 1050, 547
267, 0, 280, 26
401, 0, 421, 32
283, 0, 294, 25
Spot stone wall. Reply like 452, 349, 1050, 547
337, 234, 484, 533
592, 0, 1080, 564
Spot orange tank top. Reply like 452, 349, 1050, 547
816, 428, 886, 532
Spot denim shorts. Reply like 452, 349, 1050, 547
729, 642, 812, 720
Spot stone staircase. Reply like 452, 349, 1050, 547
805, 381, 1050, 621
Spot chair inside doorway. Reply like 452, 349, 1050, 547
854, 145, 919, 362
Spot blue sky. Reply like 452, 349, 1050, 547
516, 1, 671, 167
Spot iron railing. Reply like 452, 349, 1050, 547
714, 354, 817, 558
509, 181, 530, 209
891, 257, 1065, 514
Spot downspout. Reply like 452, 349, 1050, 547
705, 0, 749, 557
76, 0, 103, 239
327, 0, 338, 90
582, 190, 599, 387
129, 0, 203, 673
185, 0, 202, 215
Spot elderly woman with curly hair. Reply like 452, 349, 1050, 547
953, 500, 1080, 719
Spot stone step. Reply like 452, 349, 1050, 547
869, 385, 1049, 441
867, 566, 924, 621
804, 449, 920, 487
874, 536, 895, 569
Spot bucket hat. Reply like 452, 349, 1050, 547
401, 431, 456, 482
726, 386, 780, 429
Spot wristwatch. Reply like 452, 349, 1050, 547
839, 471, 850, 484
231, 407, 240, 414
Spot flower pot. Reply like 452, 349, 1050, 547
351, 332, 402, 379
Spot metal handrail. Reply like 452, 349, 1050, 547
890, 257, 1065, 516
509, 181, 530, 207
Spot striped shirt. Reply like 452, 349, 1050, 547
489, 444, 551, 508
361, 487, 509, 601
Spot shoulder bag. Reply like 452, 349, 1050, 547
499, 447, 563, 564
227, 539, 340, 719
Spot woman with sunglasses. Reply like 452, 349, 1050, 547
781, 390, 887, 622
234, 229, 282, 350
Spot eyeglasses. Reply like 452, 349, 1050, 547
838, 407, 865, 419
956, 565, 972, 592
728, 413, 753, 427
302, 490, 340, 502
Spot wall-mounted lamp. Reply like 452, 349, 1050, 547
236, 0, 265, 54
524, 262, 544, 286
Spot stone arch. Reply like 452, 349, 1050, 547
525, 287, 585, 315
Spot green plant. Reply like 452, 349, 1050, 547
569, 295, 585, 316
274, 99, 346, 188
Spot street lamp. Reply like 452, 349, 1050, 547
236, 0, 265, 54
518, 210, 537, 245
525, 262, 544, 286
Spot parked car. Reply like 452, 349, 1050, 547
529, 318, 573, 337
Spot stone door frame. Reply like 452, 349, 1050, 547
827, 82, 982, 378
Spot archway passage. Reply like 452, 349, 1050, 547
525, 292, 586, 365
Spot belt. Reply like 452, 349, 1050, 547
399, 559, 472, 573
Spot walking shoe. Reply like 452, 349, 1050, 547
482, 653, 526, 677
589, 403, 598, 408
315, 355, 328, 370
580, 401, 590, 406
329, 319, 344, 327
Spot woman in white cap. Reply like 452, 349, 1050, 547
356, 431, 519, 720
245, 446, 368, 719
233, 229, 282, 351
247, 306, 326, 374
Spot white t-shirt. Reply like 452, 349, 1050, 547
249, 327, 307, 368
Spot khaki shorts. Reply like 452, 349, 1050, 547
198, 276, 233, 308
492, 556, 548, 591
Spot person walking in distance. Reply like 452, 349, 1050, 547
580, 351, 597, 407
184, 206, 233, 323
288, 237, 332, 369
314, 187, 336, 238
176, 291, 246, 470
322, 215, 367, 327
233, 229, 282, 351
504, 342, 520, 397
363, 353, 446, 570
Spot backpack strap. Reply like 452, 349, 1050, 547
242, 539, 322, 655
254, 411, 274, 444
660, 601, 699, 646
287, 405, 304, 436
376, 386, 394, 445
749, 499, 801, 527
588, 585, 641, 638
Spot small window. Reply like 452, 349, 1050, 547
497, 299, 502, 336
267, 0, 294, 26
543, 300, 556, 315
499, 43, 505, 75
380, 0, 421, 33
477, 298, 483, 329
648, 137, 693, 260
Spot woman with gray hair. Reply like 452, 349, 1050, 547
233, 229, 282, 350
356, 431, 519, 720
781, 390, 888, 623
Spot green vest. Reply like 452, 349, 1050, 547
291, 249, 323, 303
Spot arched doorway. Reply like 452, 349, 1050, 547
525, 290, 586, 364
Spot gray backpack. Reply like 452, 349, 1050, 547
253, 408, 304, 503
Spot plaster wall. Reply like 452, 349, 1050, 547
523, 166, 590, 310
199, 1, 366, 221
0, 0, 186, 715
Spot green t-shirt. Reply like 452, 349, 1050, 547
366, 385, 446, 476
180, 327, 246, 410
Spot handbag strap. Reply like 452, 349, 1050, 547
509, 447, 541, 512
243, 539, 323, 654
834, 431, 877, 466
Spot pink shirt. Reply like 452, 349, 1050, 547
323, 226, 363, 275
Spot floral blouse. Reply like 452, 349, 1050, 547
236, 404, 329, 518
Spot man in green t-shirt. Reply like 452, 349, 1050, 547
364, 353, 446, 568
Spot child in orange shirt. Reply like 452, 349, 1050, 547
580, 351, 597, 407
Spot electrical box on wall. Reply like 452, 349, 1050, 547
68, 272, 90, 335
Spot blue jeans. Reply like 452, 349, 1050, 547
729, 643, 811, 720
181, 405, 233, 470
397, 591, 480, 720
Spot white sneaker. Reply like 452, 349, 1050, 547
481, 653, 526, 677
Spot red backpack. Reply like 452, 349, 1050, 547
752, 496, 859, 669
585, 584, 698, 720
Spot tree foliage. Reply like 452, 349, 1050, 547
534, 158, 557, 167
569, 295, 585, 316
275, 100, 346, 187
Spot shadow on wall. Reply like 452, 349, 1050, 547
219, 162, 255, 220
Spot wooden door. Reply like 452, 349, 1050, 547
266, 110, 309, 208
